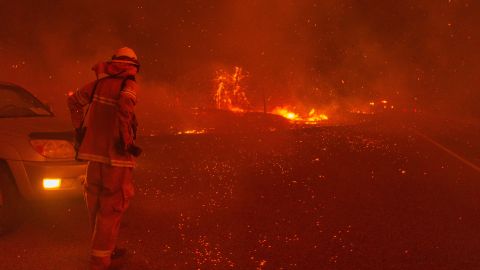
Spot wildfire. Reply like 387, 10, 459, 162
214, 66, 249, 112
212, 66, 329, 125
307, 109, 329, 122
271, 107, 299, 120
271, 106, 328, 124
177, 129, 207, 135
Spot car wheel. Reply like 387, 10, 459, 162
0, 163, 22, 235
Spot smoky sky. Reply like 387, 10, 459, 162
0, 0, 479, 116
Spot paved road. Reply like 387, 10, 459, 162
1, 113, 479, 269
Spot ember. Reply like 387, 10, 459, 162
213, 67, 329, 125
270, 106, 328, 125
1, 1, 479, 270
214, 66, 249, 112
177, 129, 207, 135
271, 106, 299, 121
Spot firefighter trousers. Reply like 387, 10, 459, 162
84, 161, 134, 270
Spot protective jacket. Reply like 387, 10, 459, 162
67, 66, 138, 167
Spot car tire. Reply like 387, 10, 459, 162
0, 163, 22, 235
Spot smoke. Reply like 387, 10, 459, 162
0, 0, 479, 122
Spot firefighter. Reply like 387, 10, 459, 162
67, 47, 141, 270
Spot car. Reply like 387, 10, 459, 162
0, 81, 86, 232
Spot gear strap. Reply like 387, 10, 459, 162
118, 76, 138, 144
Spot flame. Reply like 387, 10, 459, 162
214, 66, 249, 112
212, 66, 329, 125
271, 107, 299, 120
271, 106, 328, 124
177, 129, 207, 135
307, 108, 328, 122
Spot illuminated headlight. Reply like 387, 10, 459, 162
30, 139, 75, 159
43, 178, 62, 189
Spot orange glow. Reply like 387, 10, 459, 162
214, 67, 249, 112
43, 178, 61, 189
271, 106, 328, 124
177, 129, 207, 135
228, 106, 245, 113
307, 109, 329, 122
271, 107, 299, 120
212, 67, 329, 124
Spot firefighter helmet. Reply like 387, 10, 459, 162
110, 47, 140, 67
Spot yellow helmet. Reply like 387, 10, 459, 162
110, 47, 140, 67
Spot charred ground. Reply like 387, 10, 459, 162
1, 113, 480, 269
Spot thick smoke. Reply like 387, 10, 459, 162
0, 0, 479, 125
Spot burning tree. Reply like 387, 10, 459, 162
212, 66, 329, 125
214, 66, 250, 112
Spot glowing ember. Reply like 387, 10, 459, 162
177, 129, 207, 135
307, 109, 329, 122
271, 106, 328, 124
214, 66, 249, 112
212, 67, 329, 125
271, 107, 299, 120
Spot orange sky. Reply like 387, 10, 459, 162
0, 0, 478, 116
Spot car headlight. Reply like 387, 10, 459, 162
43, 178, 62, 189
30, 139, 75, 159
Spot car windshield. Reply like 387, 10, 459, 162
0, 84, 52, 118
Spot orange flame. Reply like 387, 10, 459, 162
214, 66, 249, 112
271, 107, 299, 120
271, 106, 328, 124
177, 129, 207, 135
212, 66, 329, 125
307, 108, 329, 122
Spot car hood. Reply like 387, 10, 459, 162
0, 116, 73, 137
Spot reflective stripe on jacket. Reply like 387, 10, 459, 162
67, 75, 138, 167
